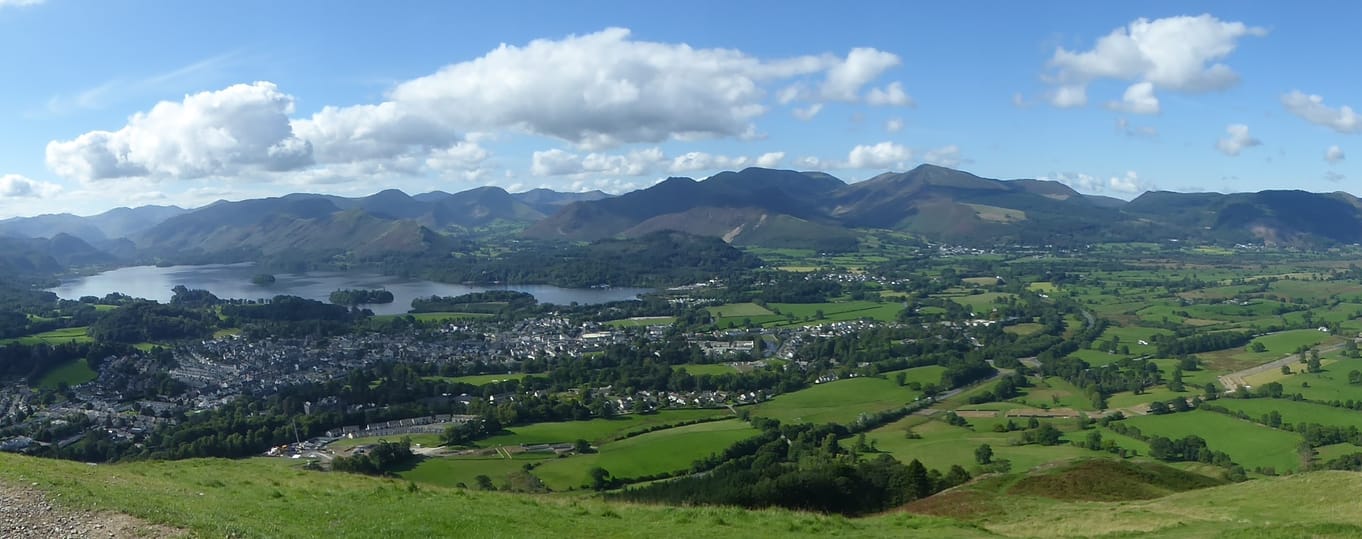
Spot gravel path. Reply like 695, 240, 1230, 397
0, 481, 184, 538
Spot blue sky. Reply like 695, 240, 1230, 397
0, 0, 1359, 217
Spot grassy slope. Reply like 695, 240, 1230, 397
7, 453, 1362, 538
0, 454, 974, 539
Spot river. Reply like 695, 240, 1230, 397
48, 264, 652, 315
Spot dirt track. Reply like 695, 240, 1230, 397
0, 481, 184, 538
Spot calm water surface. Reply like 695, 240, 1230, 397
49, 264, 652, 315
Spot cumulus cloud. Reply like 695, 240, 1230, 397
46, 82, 313, 181
530, 147, 666, 177
1047, 15, 1265, 109
1281, 91, 1362, 133
1047, 170, 1152, 195
1049, 85, 1087, 108
299, 28, 900, 153
1216, 124, 1260, 156
669, 152, 750, 173
922, 145, 963, 168
821, 48, 902, 102
755, 152, 785, 168
532, 147, 789, 177
1326, 145, 1346, 164
866, 81, 914, 106
46, 29, 912, 189
885, 118, 904, 133
1107, 81, 1160, 114
792, 103, 823, 121
847, 142, 914, 169
0, 174, 62, 198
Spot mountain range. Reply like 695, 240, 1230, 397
2, 165, 1360, 273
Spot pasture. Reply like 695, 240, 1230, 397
1122, 411, 1302, 472
478, 409, 732, 447
530, 419, 760, 489
0, 326, 92, 346
748, 372, 927, 425
37, 358, 98, 389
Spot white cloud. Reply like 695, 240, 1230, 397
755, 152, 785, 168
847, 142, 914, 169
1047, 15, 1265, 109
46, 82, 313, 181
1046, 170, 1152, 195
1105, 171, 1148, 193
0, 174, 62, 198
922, 145, 963, 168
669, 152, 750, 173
1325, 171, 1346, 182
1106, 81, 1160, 114
424, 142, 491, 181
866, 81, 914, 107
1326, 145, 1346, 164
300, 28, 877, 152
0, 0, 44, 7
1216, 124, 1260, 156
530, 147, 666, 177
1011, 93, 1031, 108
792, 103, 823, 121
1281, 91, 1362, 133
821, 48, 901, 102
885, 118, 904, 133
1049, 85, 1087, 108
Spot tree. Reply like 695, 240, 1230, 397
474, 475, 496, 491
974, 443, 993, 465
1348, 370, 1362, 385
894, 372, 907, 386
1281, 365, 1292, 376
574, 439, 592, 454
1250, 341, 1267, 353
588, 466, 612, 491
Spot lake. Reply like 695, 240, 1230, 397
49, 264, 653, 315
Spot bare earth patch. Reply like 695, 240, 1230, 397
0, 481, 185, 538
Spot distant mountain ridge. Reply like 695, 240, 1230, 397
2, 167, 1360, 270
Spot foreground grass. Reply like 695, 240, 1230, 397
8, 453, 1362, 538
0, 454, 976, 539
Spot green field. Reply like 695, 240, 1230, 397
748, 369, 935, 425
37, 358, 98, 389
865, 415, 1090, 473
1003, 323, 1044, 336
1123, 411, 1302, 472
531, 419, 760, 489
429, 373, 528, 385
605, 316, 676, 327
1250, 329, 1333, 355
0, 326, 92, 346
1212, 398, 1362, 430
478, 409, 733, 447
708, 303, 774, 317
373, 312, 493, 323
399, 453, 556, 489
674, 363, 737, 376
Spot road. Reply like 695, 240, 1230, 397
1218, 340, 1346, 393
911, 366, 1010, 416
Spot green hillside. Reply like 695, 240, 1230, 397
6, 453, 1362, 538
